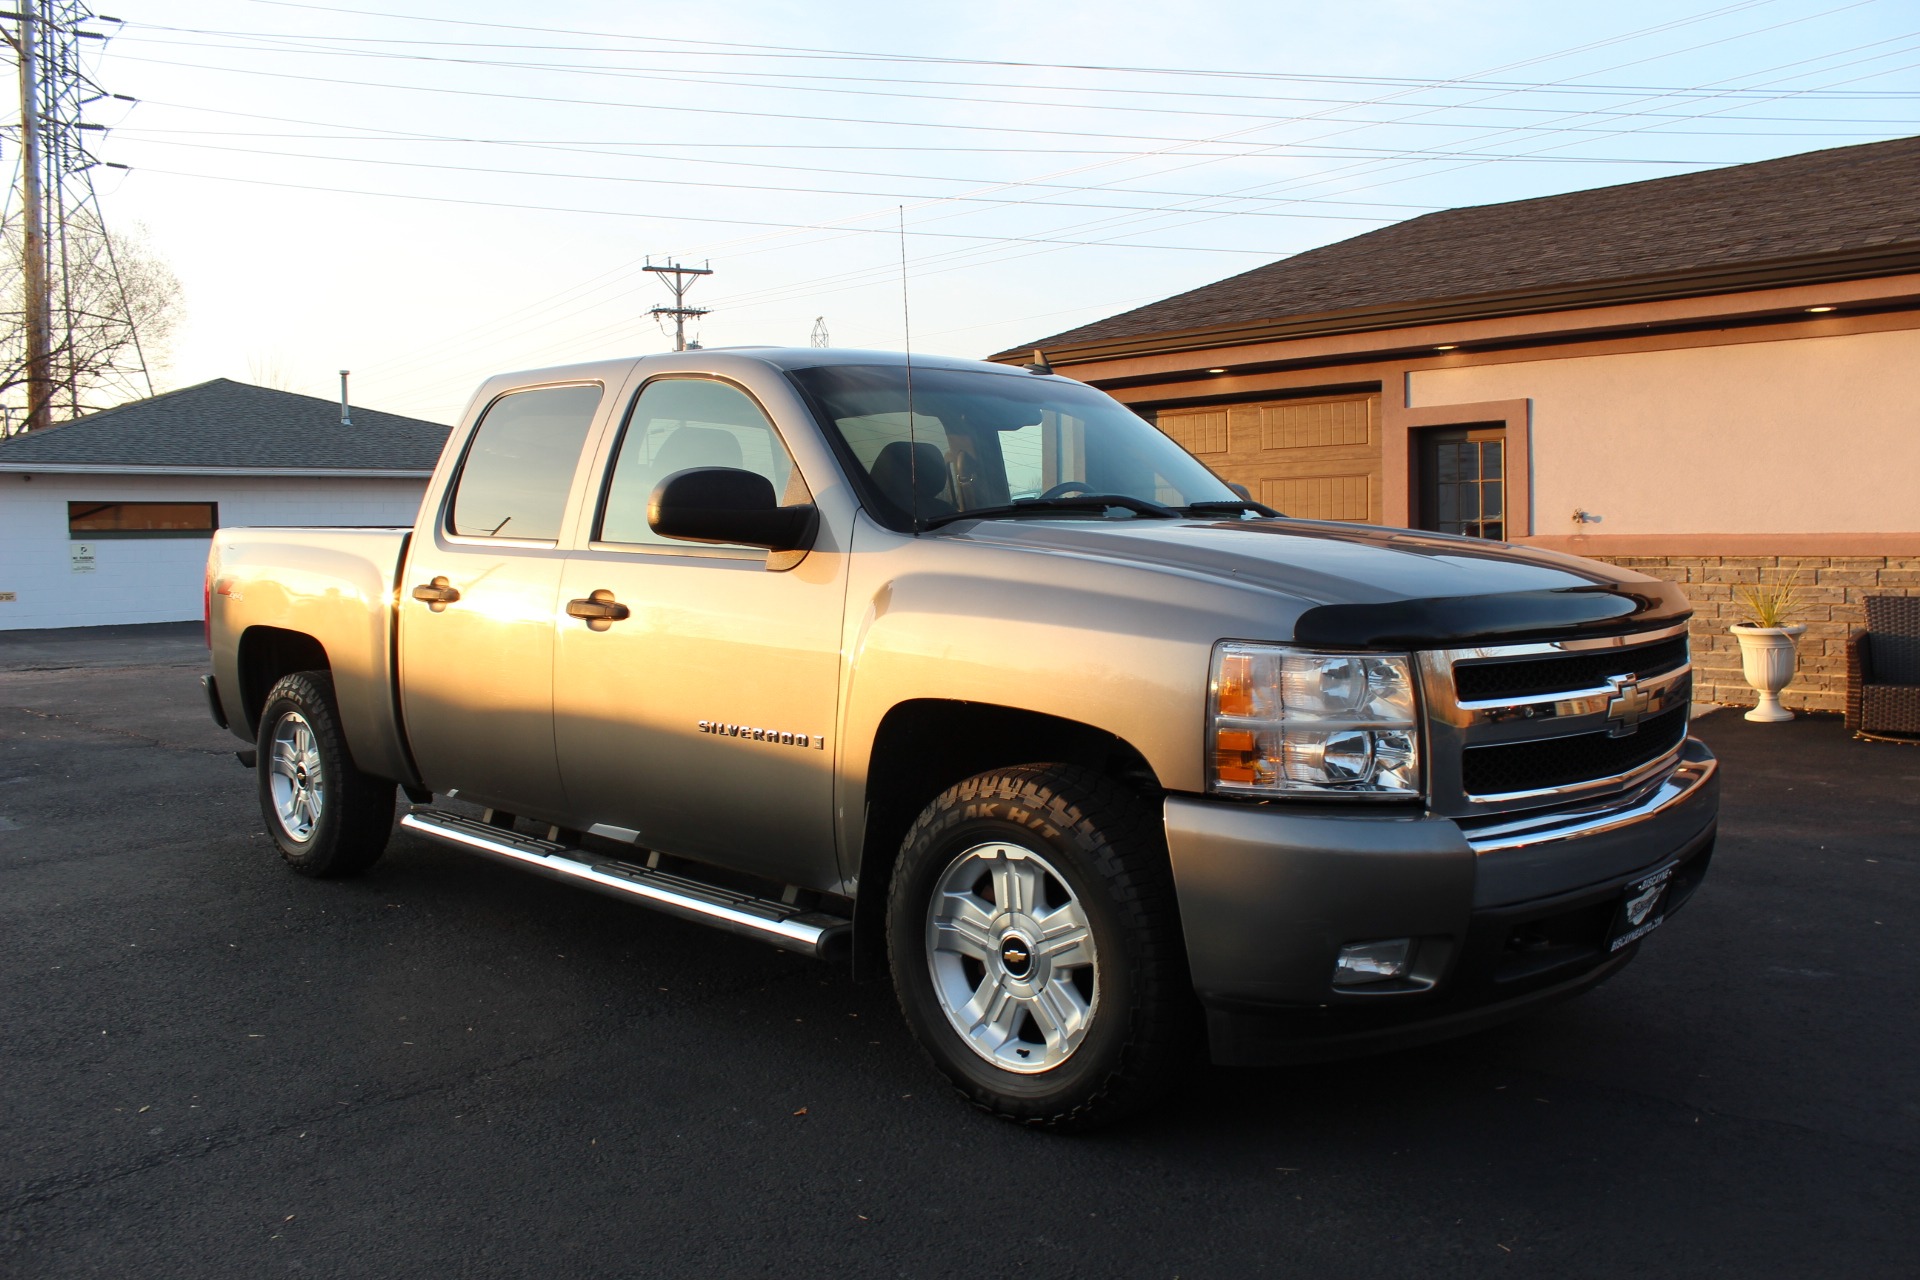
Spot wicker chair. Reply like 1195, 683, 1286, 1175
1846, 595, 1920, 742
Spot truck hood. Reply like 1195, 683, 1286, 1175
946, 517, 1689, 646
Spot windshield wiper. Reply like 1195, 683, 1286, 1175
922, 494, 1181, 530
1181, 499, 1282, 518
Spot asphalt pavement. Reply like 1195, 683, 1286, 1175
1, 624, 1916, 1278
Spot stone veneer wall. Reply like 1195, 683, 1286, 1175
1583, 555, 1920, 713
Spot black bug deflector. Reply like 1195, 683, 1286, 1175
1292, 581, 1693, 649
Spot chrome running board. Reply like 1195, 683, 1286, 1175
399, 808, 850, 959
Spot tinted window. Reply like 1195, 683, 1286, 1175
790, 364, 1235, 529
599, 378, 806, 548
449, 384, 602, 541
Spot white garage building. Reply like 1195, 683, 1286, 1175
0, 379, 448, 631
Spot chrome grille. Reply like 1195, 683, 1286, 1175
1452, 636, 1689, 702
1461, 701, 1688, 797
1418, 622, 1693, 818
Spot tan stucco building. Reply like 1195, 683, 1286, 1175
995, 136, 1920, 713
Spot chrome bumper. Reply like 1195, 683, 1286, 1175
1163, 738, 1719, 1019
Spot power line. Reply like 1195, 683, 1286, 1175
231, 0, 1920, 98
108, 50, 1825, 159
113, 135, 1700, 219
107, 26, 1920, 136
125, 165, 1287, 253
109, 115, 1450, 210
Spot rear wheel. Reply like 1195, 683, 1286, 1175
256, 670, 394, 877
886, 764, 1195, 1131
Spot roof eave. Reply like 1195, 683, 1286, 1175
993, 241, 1920, 367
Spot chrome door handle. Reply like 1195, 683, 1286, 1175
411, 577, 461, 610
566, 591, 631, 630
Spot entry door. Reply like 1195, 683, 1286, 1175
551, 376, 845, 889
399, 383, 604, 818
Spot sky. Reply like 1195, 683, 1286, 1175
54, 0, 1920, 424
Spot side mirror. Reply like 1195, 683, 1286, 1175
647, 467, 819, 553
1228, 482, 1254, 502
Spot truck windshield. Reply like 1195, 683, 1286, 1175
789, 363, 1242, 530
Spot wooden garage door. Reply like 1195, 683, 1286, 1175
1157, 393, 1380, 523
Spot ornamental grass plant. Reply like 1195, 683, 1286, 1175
1732, 578, 1804, 629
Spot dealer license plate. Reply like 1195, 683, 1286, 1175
1606, 864, 1676, 953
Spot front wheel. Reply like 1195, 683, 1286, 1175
886, 764, 1195, 1131
256, 670, 395, 878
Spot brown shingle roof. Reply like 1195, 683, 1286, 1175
1005, 135, 1920, 358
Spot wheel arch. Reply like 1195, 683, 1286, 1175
850, 698, 1161, 976
237, 626, 330, 737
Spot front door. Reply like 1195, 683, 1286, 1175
552, 376, 846, 888
399, 382, 604, 819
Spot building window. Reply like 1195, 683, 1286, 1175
68, 501, 219, 539
1416, 425, 1505, 540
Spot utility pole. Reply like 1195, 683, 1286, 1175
14, 4, 52, 432
810, 316, 829, 348
644, 259, 711, 352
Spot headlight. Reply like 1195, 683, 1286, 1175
1209, 643, 1422, 797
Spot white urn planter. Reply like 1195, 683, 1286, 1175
1731, 623, 1806, 722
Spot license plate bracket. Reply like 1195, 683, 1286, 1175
1606, 863, 1676, 953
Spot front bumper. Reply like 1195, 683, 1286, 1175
1164, 738, 1718, 1065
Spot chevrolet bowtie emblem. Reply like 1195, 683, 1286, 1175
1605, 675, 1654, 737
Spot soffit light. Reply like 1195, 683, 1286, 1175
1805, 305, 1836, 313
1207, 367, 1228, 374
1434, 344, 1457, 351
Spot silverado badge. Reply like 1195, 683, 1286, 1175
697, 720, 825, 750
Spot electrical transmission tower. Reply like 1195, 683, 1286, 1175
644, 259, 711, 352
810, 316, 829, 348
3, 2, 150, 433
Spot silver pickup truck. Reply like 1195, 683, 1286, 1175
203, 347, 1717, 1129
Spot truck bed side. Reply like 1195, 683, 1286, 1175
207, 527, 417, 787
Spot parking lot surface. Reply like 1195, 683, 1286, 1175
2, 624, 1916, 1278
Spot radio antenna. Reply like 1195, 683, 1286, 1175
899, 206, 920, 533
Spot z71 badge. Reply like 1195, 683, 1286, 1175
697, 720, 825, 750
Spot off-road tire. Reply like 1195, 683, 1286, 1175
256, 670, 395, 878
886, 764, 1196, 1131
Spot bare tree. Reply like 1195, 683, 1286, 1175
245, 351, 299, 392
0, 209, 180, 432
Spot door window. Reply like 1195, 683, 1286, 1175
598, 378, 808, 548
448, 384, 603, 542
1416, 424, 1506, 540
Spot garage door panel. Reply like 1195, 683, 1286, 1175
1153, 392, 1382, 524
1157, 408, 1230, 456
1261, 399, 1370, 450
1261, 474, 1371, 522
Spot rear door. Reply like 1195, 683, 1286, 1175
551, 374, 846, 888
398, 381, 607, 818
